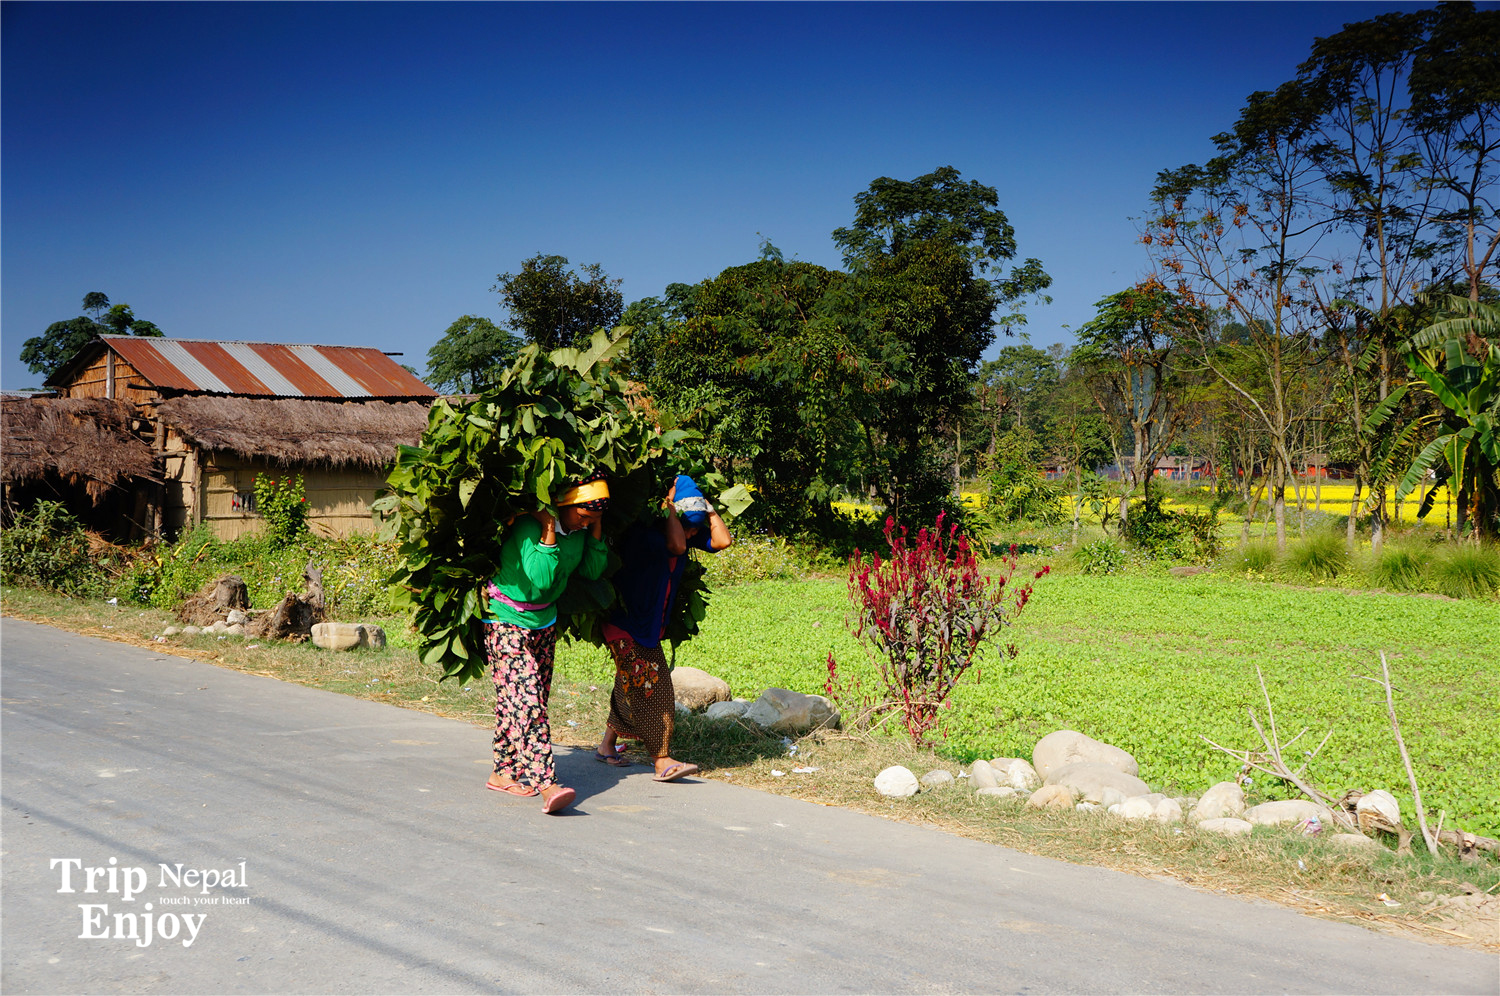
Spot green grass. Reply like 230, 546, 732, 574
558, 568, 1500, 837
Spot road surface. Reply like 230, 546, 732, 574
2, 619, 1495, 993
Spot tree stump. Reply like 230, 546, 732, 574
245, 562, 325, 641
176, 575, 251, 625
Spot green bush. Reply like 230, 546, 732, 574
1370, 541, 1432, 592
118, 524, 224, 608
1429, 543, 1500, 600
1120, 489, 1192, 560
1074, 538, 1126, 576
321, 536, 404, 617
1227, 541, 1278, 575
1284, 533, 1349, 582
700, 535, 800, 586
253, 473, 309, 547
0, 501, 109, 596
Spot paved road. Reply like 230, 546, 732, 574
2, 619, 1495, 994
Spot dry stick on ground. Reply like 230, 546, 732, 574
1200, 665, 1356, 830
1359, 652, 1438, 855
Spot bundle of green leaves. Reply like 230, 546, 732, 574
376, 331, 694, 684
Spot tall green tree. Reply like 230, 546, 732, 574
644, 245, 865, 530
20, 292, 163, 379
1074, 279, 1205, 522
493, 254, 624, 351
425, 315, 520, 394
831, 166, 1051, 524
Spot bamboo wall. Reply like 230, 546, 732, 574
58, 351, 159, 405
160, 436, 388, 541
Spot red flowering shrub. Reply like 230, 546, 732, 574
253, 473, 309, 547
829, 513, 1047, 746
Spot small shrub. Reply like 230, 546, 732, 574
254, 473, 309, 547
120, 524, 223, 608
1370, 542, 1432, 592
1229, 541, 1278, 575
1074, 538, 1126, 576
1284, 533, 1349, 582
0, 501, 108, 596
700, 535, 800, 586
1429, 543, 1500, 599
322, 536, 403, 617
830, 513, 1047, 746
1120, 488, 1196, 560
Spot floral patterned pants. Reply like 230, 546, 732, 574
486, 622, 558, 788
606, 635, 675, 760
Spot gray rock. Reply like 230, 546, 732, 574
672, 666, 731, 711
742, 688, 840, 735
1328, 833, 1382, 851
1045, 762, 1151, 803
1033, 730, 1139, 780
311, 622, 386, 651
976, 786, 1019, 800
874, 765, 920, 798
920, 769, 955, 789
969, 759, 1000, 790
1153, 798, 1184, 823
1355, 789, 1401, 826
181, 625, 201, 635
1190, 781, 1246, 822
1099, 787, 1129, 809
210, 621, 230, 634
1075, 802, 1102, 814
1026, 785, 1076, 810
1109, 797, 1156, 820
990, 757, 1041, 791
1243, 799, 1333, 827
1199, 817, 1254, 836
225, 623, 245, 636
703, 699, 750, 721
226, 608, 249, 626
162, 626, 181, 636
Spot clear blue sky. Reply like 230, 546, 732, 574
1, 1, 1436, 391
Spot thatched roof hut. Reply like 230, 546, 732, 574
1, 396, 158, 499
153, 397, 430, 470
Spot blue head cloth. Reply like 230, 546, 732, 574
673, 475, 711, 529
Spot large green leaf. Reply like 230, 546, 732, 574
384, 328, 695, 685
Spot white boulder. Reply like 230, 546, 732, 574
1045, 762, 1151, 803
989, 757, 1041, 791
742, 688, 840, 735
1033, 730, 1139, 780
1199, 817, 1254, 836
671, 666, 731, 711
1243, 799, 1333, 827
874, 765, 920, 798
704, 699, 751, 721
1190, 781, 1246, 822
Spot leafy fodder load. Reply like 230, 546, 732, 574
375, 331, 690, 684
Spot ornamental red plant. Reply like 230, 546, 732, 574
831, 512, 1047, 746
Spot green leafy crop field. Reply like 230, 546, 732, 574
555, 570, 1500, 836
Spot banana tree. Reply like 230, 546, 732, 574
1369, 322, 1499, 539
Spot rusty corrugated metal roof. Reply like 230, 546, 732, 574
99, 337, 436, 398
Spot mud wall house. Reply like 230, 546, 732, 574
42, 336, 436, 541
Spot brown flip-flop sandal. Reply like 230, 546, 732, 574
594, 751, 632, 767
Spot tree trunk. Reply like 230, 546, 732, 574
1347, 476, 1362, 551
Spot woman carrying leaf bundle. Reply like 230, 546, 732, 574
594, 475, 733, 783
485, 472, 610, 813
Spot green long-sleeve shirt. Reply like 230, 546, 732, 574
486, 516, 608, 629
